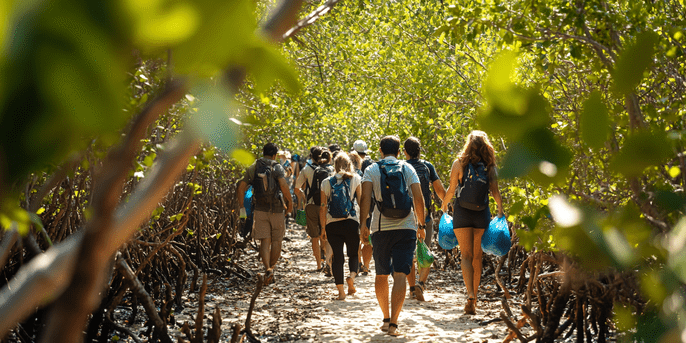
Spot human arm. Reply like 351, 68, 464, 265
441, 159, 461, 212
278, 177, 293, 214
432, 179, 447, 204
359, 181, 373, 243
489, 170, 504, 217
410, 182, 426, 240
237, 181, 248, 208
294, 168, 307, 207
319, 190, 328, 240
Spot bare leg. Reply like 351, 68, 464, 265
259, 237, 272, 271
454, 227, 476, 299
335, 284, 346, 300
311, 237, 321, 270
375, 275, 390, 321
472, 229, 486, 298
418, 265, 431, 283
406, 263, 416, 288
347, 271, 357, 295
269, 238, 282, 269
362, 244, 373, 269
389, 271, 407, 335
324, 239, 333, 266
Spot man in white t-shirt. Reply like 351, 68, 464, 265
359, 135, 425, 337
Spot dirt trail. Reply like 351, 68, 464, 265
149, 220, 534, 342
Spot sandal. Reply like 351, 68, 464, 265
388, 323, 403, 337
413, 282, 425, 302
380, 318, 390, 332
409, 286, 416, 299
464, 297, 476, 315
360, 265, 370, 276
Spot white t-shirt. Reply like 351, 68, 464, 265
321, 173, 361, 224
362, 156, 420, 233
295, 163, 316, 205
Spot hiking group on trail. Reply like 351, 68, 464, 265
237, 131, 506, 337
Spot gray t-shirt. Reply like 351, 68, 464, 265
241, 157, 286, 213
362, 156, 420, 233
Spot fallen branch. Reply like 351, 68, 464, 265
115, 253, 173, 343
500, 312, 529, 343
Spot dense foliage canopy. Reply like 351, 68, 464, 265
0, 0, 685, 341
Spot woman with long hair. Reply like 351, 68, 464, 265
442, 130, 504, 314
320, 152, 362, 300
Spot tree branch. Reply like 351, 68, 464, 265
282, 0, 345, 40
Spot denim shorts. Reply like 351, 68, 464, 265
372, 229, 417, 276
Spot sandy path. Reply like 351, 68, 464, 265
114, 219, 538, 342
188, 220, 530, 343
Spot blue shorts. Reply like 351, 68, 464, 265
371, 229, 417, 276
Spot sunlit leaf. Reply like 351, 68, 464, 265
500, 128, 571, 184
613, 31, 657, 94
610, 130, 672, 178
580, 91, 610, 150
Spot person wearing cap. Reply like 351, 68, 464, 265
353, 140, 374, 171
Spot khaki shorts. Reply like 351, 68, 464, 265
305, 204, 321, 238
252, 210, 285, 242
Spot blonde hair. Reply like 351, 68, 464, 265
348, 151, 362, 170
458, 130, 496, 172
333, 153, 355, 179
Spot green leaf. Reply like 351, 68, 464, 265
245, 45, 300, 94
500, 128, 572, 184
580, 91, 610, 150
231, 149, 255, 166
189, 83, 242, 154
610, 130, 672, 178
613, 31, 657, 94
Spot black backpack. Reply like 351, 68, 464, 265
307, 163, 334, 206
252, 159, 282, 211
407, 159, 432, 214
456, 162, 489, 211
376, 160, 413, 218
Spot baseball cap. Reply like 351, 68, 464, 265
353, 140, 369, 154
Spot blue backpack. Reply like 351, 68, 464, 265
376, 160, 413, 219
457, 162, 489, 211
328, 178, 356, 218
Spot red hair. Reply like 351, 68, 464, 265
458, 130, 496, 172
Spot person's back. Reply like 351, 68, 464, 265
441, 130, 505, 316
403, 136, 447, 301
294, 147, 334, 274
358, 135, 426, 336
237, 142, 293, 285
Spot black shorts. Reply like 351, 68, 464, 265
452, 200, 490, 229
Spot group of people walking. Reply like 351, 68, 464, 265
237, 131, 505, 337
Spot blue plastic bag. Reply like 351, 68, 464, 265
438, 213, 458, 250
481, 216, 511, 256
244, 185, 254, 217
